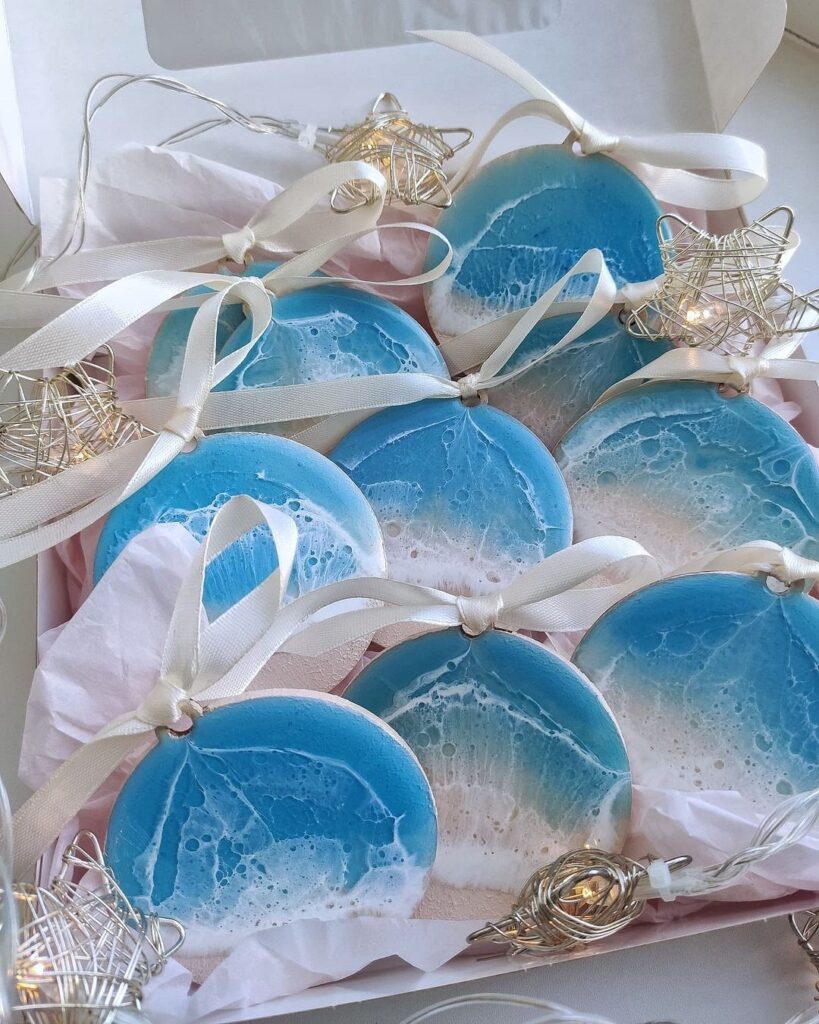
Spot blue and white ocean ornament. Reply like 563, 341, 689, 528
344, 627, 631, 915
106, 693, 438, 955
425, 146, 663, 340
331, 397, 572, 594
574, 570, 819, 807
556, 380, 819, 571
147, 262, 446, 435
94, 432, 385, 616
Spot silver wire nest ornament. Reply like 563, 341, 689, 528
624, 207, 819, 356
323, 92, 472, 210
1, 829, 183, 1023
0, 346, 153, 498
467, 848, 690, 956
791, 908, 819, 1000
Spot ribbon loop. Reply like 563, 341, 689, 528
595, 340, 819, 407
414, 29, 768, 211
457, 592, 505, 636
221, 224, 256, 265
677, 541, 819, 589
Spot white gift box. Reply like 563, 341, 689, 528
4, 1, 819, 1020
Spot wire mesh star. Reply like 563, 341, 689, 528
323, 92, 472, 210
0, 346, 154, 497
624, 207, 819, 356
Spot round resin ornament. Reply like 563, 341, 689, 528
425, 146, 663, 338
573, 572, 819, 807
344, 627, 631, 917
94, 432, 385, 615
555, 380, 819, 571
330, 398, 572, 594
489, 312, 673, 450
106, 693, 438, 955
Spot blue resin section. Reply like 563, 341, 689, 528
218, 283, 446, 393
345, 627, 631, 892
425, 146, 663, 337
491, 313, 673, 449
574, 573, 819, 806
331, 398, 572, 594
93, 432, 385, 616
555, 380, 819, 571
146, 261, 279, 399
106, 695, 437, 954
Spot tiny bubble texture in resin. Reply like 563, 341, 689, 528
105, 694, 438, 955
425, 146, 663, 338
344, 627, 631, 897
147, 263, 446, 436
490, 313, 673, 449
573, 572, 819, 807
555, 380, 819, 571
331, 398, 572, 595
94, 432, 385, 615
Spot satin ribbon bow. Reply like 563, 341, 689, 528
11, 503, 660, 876
133, 247, 619, 454
0, 270, 273, 565
414, 30, 768, 211
676, 541, 819, 589
594, 333, 819, 406
3, 161, 388, 293
11, 496, 299, 876
0, 161, 457, 565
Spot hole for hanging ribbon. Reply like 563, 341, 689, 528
717, 382, 744, 399
456, 372, 487, 407
159, 698, 206, 740
764, 574, 792, 596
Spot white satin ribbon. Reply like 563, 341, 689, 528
415, 30, 768, 211
0, 163, 456, 564
594, 333, 819, 405
125, 247, 617, 454
3, 161, 389, 292
11, 495, 299, 876
675, 541, 819, 589
11, 512, 660, 876
0, 270, 275, 565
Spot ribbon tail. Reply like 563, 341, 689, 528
12, 733, 146, 878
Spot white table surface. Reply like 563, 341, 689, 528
1, 21, 819, 1024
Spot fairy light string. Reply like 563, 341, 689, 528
469, 786, 819, 957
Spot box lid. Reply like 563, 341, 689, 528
0, 0, 785, 222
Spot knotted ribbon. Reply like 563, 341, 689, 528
126, 247, 619, 455
3, 160, 391, 293
11, 498, 660, 876
414, 30, 768, 210
0, 161, 458, 564
593, 332, 819, 405
675, 540, 819, 589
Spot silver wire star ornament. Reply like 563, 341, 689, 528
6, 831, 183, 1023
0, 346, 154, 498
624, 207, 819, 356
324, 92, 472, 210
